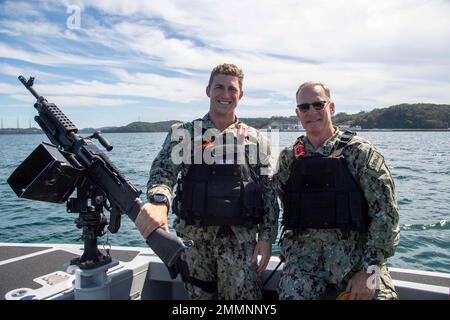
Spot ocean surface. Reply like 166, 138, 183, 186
0, 131, 449, 273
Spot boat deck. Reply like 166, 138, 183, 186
1, 243, 448, 300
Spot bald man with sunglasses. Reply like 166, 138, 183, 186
275, 81, 400, 300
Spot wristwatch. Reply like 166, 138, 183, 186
149, 193, 170, 209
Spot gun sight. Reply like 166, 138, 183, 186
18, 75, 40, 100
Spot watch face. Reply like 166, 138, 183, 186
153, 194, 166, 203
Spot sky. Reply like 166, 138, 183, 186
1, 0, 450, 128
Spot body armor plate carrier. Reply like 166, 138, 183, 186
282, 132, 370, 232
174, 164, 264, 226
173, 126, 265, 226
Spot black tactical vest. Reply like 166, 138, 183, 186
282, 132, 370, 232
172, 125, 265, 226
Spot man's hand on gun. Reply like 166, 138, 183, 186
135, 203, 169, 238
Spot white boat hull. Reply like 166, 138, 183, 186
1, 243, 448, 300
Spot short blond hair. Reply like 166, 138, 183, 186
208, 63, 244, 90
296, 81, 331, 99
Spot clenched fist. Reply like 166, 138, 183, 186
135, 203, 169, 239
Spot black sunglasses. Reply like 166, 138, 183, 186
297, 101, 328, 112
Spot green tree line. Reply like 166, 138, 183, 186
333, 104, 450, 129
2, 103, 449, 134
98, 104, 450, 131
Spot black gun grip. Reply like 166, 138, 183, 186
146, 228, 193, 268
107, 206, 122, 233
94, 131, 113, 151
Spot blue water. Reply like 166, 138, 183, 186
0, 132, 449, 273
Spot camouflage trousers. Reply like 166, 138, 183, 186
277, 230, 398, 300
178, 231, 263, 300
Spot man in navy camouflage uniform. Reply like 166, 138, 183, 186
135, 64, 279, 299
275, 81, 400, 300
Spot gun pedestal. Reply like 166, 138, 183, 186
66, 259, 119, 300
67, 184, 112, 268
65, 186, 119, 300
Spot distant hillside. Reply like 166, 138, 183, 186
333, 103, 450, 129
239, 116, 299, 129
2, 103, 449, 135
0, 127, 42, 135
97, 121, 180, 133
235, 104, 450, 129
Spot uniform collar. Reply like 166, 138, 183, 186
202, 113, 240, 131
303, 126, 342, 155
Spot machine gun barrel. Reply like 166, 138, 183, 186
18, 75, 40, 100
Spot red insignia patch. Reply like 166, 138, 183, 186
202, 140, 212, 149
294, 141, 305, 159
236, 122, 249, 141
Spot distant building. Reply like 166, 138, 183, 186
273, 123, 304, 131
339, 125, 362, 131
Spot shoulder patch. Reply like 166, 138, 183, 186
367, 150, 384, 172
170, 122, 185, 130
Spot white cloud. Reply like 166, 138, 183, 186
240, 97, 281, 107
11, 94, 138, 107
0, 0, 449, 127
0, 19, 61, 37
0, 64, 32, 77
83, 0, 450, 63
0, 82, 23, 94
0, 1, 42, 18
0, 68, 207, 103
43, 77, 204, 103
0, 63, 63, 81
0, 42, 121, 67
75, 0, 450, 106
84, 0, 182, 19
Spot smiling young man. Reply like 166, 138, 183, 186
275, 81, 400, 300
135, 63, 279, 299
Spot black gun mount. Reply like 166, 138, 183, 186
8, 76, 192, 272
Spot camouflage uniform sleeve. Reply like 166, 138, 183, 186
147, 123, 185, 203
255, 132, 280, 243
351, 142, 400, 269
274, 146, 294, 208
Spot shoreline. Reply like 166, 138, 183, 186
1, 128, 449, 135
